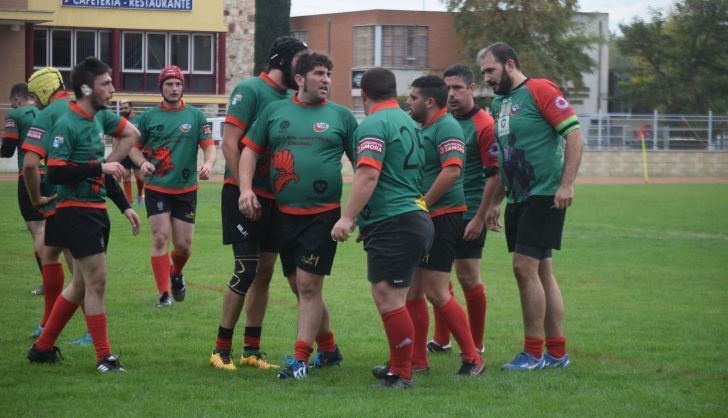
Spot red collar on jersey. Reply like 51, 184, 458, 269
160, 100, 186, 111
422, 107, 447, 128
370, 99, 400, 114
292, 95, 327, 107
69, 101, 93, 121
260, 72, 287, 93
49, 90, 73, 105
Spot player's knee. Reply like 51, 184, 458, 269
228, 255, 259, 296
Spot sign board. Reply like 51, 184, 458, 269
61, 0, 192, 11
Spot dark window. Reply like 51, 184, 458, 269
170, 34, 189, 71
147, 33, 166, 71
76, 31, 96, 63
123, 32, 143, 71
33, 29, 48, 67
51, 29, 72, 69
99, 31, 112, 65
192, 34, 213, 73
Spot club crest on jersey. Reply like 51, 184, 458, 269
232, 94, 243, 105
357, 138, 384, 154
438, 139, 465, 156
52, 135, 64, 148
313, 122, 329, 133
555, 96, 570, 110
203, 123, 212, 136
180, 123, 192, 133
511, 104, 521, 116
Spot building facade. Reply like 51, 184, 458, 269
291, 9, 608, 115
0, 0, 256, 114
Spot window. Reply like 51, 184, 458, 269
353, 26, 375, 68
381, 26, 427, 69
291, 30, 308, 43
120, 31, 216, 93
34, 29, 48, 67
147, 33, 167, 71
75, 30, 96, 62
170, 34, 189, 71
51, 29, 72, 69
34, 29, 114, 88
99, 31, 112, 65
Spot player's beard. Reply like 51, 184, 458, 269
491, 71, 513, 95
163, 91, 183, 105
91, 95, 108, 111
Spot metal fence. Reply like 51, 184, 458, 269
578, 112, 728, 151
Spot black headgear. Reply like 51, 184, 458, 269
269, 36, 308, 89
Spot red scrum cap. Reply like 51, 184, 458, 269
159, 65, 184, 89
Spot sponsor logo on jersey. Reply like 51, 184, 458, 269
313, 122, 329, 133
27, 127, 44, 141
236, 224, 249, 237
511, 104, 521, 116
438, 139, 465, 156
232, 94, 243, 105
301, 253, 320, 267
555, 96, 570, 110
180, 123, 192, 133
202, 123, 212, 136
52, 135, 64, 148
4, 119, 16, 129
313, 180, 328, 194
279, 120, 290, 130
357, 138, 384, 154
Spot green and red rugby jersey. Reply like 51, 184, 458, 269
420, 108, 466, 218
354, 100, 428, 230
3, 104, 38, 174
46, 102, 127, 209
453, 106, 497, 220
243, 96, 357, 215
491, 78, 580, 203
125, 111, 141, 127
225, 72, 290, 198
134, 101, 214, 194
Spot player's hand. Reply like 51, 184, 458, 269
485, 204, 502, 232
198, 162, 212, 180
238, 188, 262, 221
139, 161, 156, 176
123, 208, 141, 236
463, 216, 485, 241
32, 194, 57, 210
554, 185, 574, 210
102, 162, 125, 181
331, 217, 356, 242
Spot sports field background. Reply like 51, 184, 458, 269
0, 180, 726, 416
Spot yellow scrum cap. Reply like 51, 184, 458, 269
27, 67, 65, 107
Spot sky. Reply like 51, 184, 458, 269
291, 0, 675, 34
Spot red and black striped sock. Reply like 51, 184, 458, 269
216, 326, 233, 351
243, 326, 261, 354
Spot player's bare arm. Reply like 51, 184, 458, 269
128, 147, 155, 176
424, 165, 460, 208
485, 173, 504, 232
237, 146, 261, 220
222, 123, 244, 186
554, 128, 584, 210
331, 165, 380, 242
464, 173, 500, 239
107, 122, 140, 163
22, 151, 56, 209
198, 144, 216, 180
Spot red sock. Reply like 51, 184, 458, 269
464, 283, 486, 351
293, 340, 313, 363
546, 336, 566, 359
406, 298, 429, 369
315, 331, 336, 352
151, 254, 170, 295
170, 249, 190, 277
36, 296, 79, 350
431, 283, 452, 345
136, 179, 145, 197
243, 335, 260, 351
524, 337, 545, 359
40, 263, 65, 327
85, 313, 111, 361
381, 307, 414, 380
123, 180, 132, 203
437, 296, 478, 362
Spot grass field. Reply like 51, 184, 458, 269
0, 180, 726, 417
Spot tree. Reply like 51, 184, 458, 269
254, 0, 292, 74
617, 0, 728, 113
445, 0, 598, 95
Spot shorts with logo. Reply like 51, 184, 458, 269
145, 189, 197, 223
18, 176, 44, 222
455, 217, 487, 259
277, 207, 339, 277
44, 213, 64, 248
55, 207, 110, 258
120, 156, 134, 170
221, 183, 278, 252
363, 210, 434, 288
420, 212, 464, 273
505, 195, 565, 253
